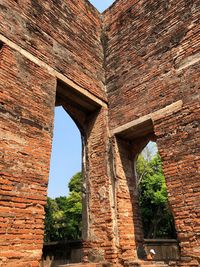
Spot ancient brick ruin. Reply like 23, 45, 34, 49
0, 0, 199, 266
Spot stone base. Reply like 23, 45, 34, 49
124, 260, 170, 267
58, 264, 97, 267
58, 261, 171, 267
57, 263, 111, 267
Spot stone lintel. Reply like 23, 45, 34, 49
175, 52, 200, 71
0, 34, 107, 109
111, 100, 183, 140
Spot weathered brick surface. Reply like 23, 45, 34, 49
0, 45, 57, 266
104, 0, 200, 266
104, 0, 200, 129
0, 0, 200, 266
113, 138, 143, 262
154, 102, 200, 267
0, 0, 105, 101
83, 108, 118, 264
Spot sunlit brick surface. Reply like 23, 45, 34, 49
0, 0, 199, 266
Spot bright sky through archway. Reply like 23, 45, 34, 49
48, 1, 115, 199
48, 107, 82, 198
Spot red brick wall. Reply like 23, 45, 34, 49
104, 0, 199, 129
0, 44, 117, 265
153, 64, 200, 266
0, 0, 199, 266
104, 0, 200, 265
0, 0, 106, 101
0, 44, 56, 266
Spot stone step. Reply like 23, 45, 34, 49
143, 264, 167, 266
139, 264, 168, 267
124, 260, 169, 267
138, 266, 168, 267
57, 263, 98, 267
57, 261, 169, 267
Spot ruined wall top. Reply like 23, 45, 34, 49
0, 0, 106, 101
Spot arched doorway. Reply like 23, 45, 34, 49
136, 141, 177, 240
112, 114, 180, 263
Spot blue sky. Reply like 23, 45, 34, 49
48, 107, 82, 198
89, 0, 115, 12
48, 1, 116, 198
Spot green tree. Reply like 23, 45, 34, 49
136, 153, 176, 238
68, 172, 83, 193
44, 172, 82, 242
44, 197, 59, 242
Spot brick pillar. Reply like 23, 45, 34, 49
112, 138, 142, 263
154, 103, 200, 266
0, 45, 56, 266
83, 108, 118, 264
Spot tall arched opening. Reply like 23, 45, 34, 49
41, 79, 119, 265
111, 111, 180, 264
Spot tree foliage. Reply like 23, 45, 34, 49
44, 152, 176, 242
44, 172, 82, 242
68, 172, 83, 193
136, 152, 176, 239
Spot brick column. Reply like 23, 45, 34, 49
0, 45, 56, 266
112, 138, 142, 263
83, 108, 118, 264
154, 102, 200, 266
